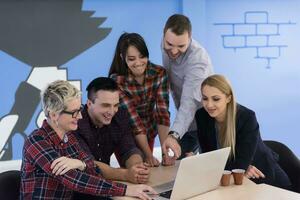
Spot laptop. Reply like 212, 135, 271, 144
152, 147, 231, 200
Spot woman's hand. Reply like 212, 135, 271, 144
126, 184, 157, 200
245, 165, 265, 179
144, 155, 160, 167
51, 156, 85, 175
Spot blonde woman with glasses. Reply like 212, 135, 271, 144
20, 80, 156, 200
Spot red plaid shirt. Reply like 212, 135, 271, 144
111, 63, 170, 142
20, 120, 126, 199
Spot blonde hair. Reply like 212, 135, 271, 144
41, 80, 81, 117
201, 74, 237, 158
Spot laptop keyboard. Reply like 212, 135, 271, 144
154, 180, 175, 191
159, 190, 172, 198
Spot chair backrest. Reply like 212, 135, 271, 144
264, 140, 300, 193
0, 170, 21, 200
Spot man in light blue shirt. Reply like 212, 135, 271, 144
161, 14, 214, 164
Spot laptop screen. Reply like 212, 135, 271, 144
155, 147, 231, 200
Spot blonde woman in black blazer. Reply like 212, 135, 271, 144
195, 74, 291, 189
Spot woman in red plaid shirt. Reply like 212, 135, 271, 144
109, 33, 171, 167
20, 80, 156, 200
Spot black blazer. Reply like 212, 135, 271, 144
195, 104, 280, 182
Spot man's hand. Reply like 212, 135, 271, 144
51, 156, 85, 175
144, 155, 160, 167
126, 163, 150, 184
126, 184, 157, 200
245, 165, 265, 179
161, 135, 181, 166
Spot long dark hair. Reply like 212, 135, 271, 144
108, 32, 149, 76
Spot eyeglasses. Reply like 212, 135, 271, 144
61, 104, 84, 118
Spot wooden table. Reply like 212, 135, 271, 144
114, 162, 300, 200
189, 178, 300, 200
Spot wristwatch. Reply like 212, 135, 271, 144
168, 131, 180, 142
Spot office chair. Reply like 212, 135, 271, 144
0, 170, 21, 200
264, 140, 300, 193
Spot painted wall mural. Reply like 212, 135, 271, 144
0, 0, 299, 163
0, 0, 178, 162
214, 11, 296, 68
0, 0, 111, 160
206, 0, 300, 157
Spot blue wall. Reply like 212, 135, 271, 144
0, 0, 299, 160
201, 0, 300, 156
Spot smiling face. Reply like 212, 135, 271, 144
87, 90, 119, 128
201, 85, 231, 122
51, 97, 82, 135
125, 45, 148, 77
163, 29, 190, 60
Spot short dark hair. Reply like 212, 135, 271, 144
86, 77, 118, 102
163, 14, 192, 36
108, 32, 149, 76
